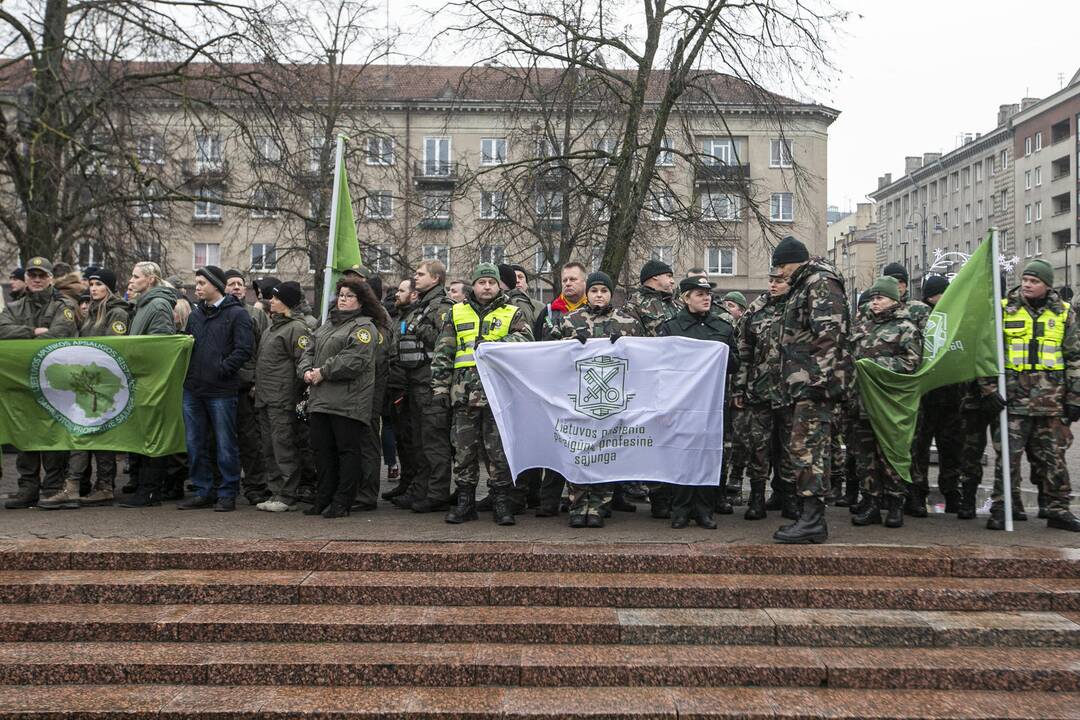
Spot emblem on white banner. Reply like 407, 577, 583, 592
567, 355, 635, 420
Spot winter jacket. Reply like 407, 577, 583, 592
79, 295, 132, 337
254, 313, 311, 409
298, 308, 377, 423
660, 306, 739, 374
128, 286, 177, 336
183, 294, 255, 398
0, 287, 79, 339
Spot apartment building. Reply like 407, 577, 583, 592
826, 202, 877, 306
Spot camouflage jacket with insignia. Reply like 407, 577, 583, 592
905, 297, 932, 330
991, 287, 1080, 416
79, 295, 132, 338
255, 313, 311, 409
553, 303, 645, 341
0, 287, 79, 339
775, 258, 851, 405
851, 303, 922, 374
413, 284, 454, 352
297, 308, 377, 423
733, 291, 788, 407
431, 291, 533, 407
624, 285, 678, 337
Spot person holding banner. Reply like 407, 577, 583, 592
849, 276, 923, 528
432, 263, 533, 526
987, 260, 1080, 532
552, 271, 645, 528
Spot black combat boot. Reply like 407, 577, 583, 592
492, 493, 516, 526
957, 483, 978, 520
764, 485, 785, 511
781, 492, 800, 521
693, 505, 718, 529
612, 485, 638, 512
1047, 510, 1080, 532
773, 496, 828, 544
1012, 495, 1027, 521
744, 482, 766, 520
445, 487, 478, 524
986, 502, 1006, 530
835, 477, 859, 508
670, 513, 690, 529
904, 486, 927, 518
851, 496, 882, 526
884, 495, 904, 528
715, 492, 734, 515
943, 490, 962, 514
476, 494, 494, 512
1037, 489, 1048, 519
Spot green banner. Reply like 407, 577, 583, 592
331, 154, 361, 274
855, 235, 999, 483
0, 335, 193, 456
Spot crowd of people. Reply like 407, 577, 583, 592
1, 233, 1078, 543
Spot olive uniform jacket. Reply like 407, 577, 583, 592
255, 313, 312, 409
0, 287, 79, 339
298, 308, 378, 424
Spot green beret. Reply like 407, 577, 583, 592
471, 262, 500, 284
865, 275, 900, 302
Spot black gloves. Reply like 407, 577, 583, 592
575, 329, 589, 345
1066, 405, 1080, 424
609, 330, 622, 344
981, 392, 1007, 415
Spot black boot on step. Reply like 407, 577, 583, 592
851, 496, 882, 526
884, 495, 904, 528
744, 483, 766, 520
445, 487, 478, 524
773, 496, 828, 544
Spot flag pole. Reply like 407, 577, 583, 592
320, 135, 347, 325
990, 227, 1013, 532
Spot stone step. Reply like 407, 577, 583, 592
0, 642, 1077, 690
3, 604, 1078, 647
0, 539, 1075, 578
0, 570, 1075, 611
0, 685, 1076, 719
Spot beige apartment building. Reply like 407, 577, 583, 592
1, 65, 836, 301
826, 202, 877, 306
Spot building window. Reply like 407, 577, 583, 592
1025, 170, 1032, 190
137, 199, 164, 218
255, 135, 280, 164
1035, 132, 1043, 152
370, 244, 394, 272
364, 191, 393, 220
950, 172, 959, 192
953, 207, 959, 227
193, 242, 220, 269
705, 246, 735, 276
1035, 201, 1042, 221
770, 192, 794, 222
701, 192, 739, 221
702, 138, 734, 166
1000, 149, 1008, 170
194, 187, 222, 220
479, 190, 507, 220
943, 211, 949, 227
974, 162, 983, 183
250, 243, 276, 271
1025, 137, 1032, 156
656, 136, 675, 167
1000, 189, 1008, 212
976, 199, 983, 220
536, 191, 564, 220
136, 135, 164, 165
195, 133, 222, 168
962, 168, 970, 188
534, 246, 559, 274
479, 244, 505, 265
78, 241, 97, 269
422, 136, 452, 176
650, 246, 673, 266
422, 244, 450, 271
421, 191, 451, 220
592, 198, 610, 222
646, 189, 675, 220
1035, 166, 1042, 186
1035, 235, 1042, 255
1025, 204, 1032, 224
770, 139, 792, 168
309, 135, 325, 173
536, 138, 562, 159
480, 137, 506, 166
250, 188, 278, 218
963, 204, 971, 223
594, 138, 616, 166
365, 137, 395, 166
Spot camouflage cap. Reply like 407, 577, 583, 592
25, 257, 53, 276
343, 264, 372, 279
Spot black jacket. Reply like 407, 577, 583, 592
184, 294, 255, 397
660, 307, 739, 374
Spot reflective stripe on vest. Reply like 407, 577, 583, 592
452, 303, 517, 368
1001, 298, 1070, 372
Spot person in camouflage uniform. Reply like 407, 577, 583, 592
956, 380, 1002, 519
432, 263, 533, 526
717, 291, 750, 505
768, 237, 850, 544
553, 271, 645, 528
625, 259, 678, 336
849, 276, 923, 528
882, 263, 931, 330
732, 272, 789, 521
986, 260, 1080, 532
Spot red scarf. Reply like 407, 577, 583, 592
551, 294, 586, 313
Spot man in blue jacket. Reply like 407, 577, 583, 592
178, 265, 254, 512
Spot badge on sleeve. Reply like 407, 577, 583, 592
297, 335, 310, 350
356, 328, 372, 344
62, 307, 74, 321
110, 320, 127, 335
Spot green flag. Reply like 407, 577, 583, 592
855, 234, 999, 483
330, 153, 361, 274
0, 335, 193, 456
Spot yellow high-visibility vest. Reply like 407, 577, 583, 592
1001, 298, 1070, 371
452, 302, 517, 368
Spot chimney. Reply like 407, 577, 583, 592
904, 156, 922, 174
923, 152, 941, 166
962, 133, 975, 146
997, 103, 1020, 126
1021, 97, 1041, 111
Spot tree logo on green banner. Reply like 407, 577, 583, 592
29, 341, 135, 435
923, 311, 949, 360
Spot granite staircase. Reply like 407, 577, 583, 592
0, 540, 1076, 718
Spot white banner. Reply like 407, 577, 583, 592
475, 336, 727, 486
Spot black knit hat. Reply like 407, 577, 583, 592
639, 259, 673, 285
498, 263, 517, 289
882, 262, 908, 283
256, 276, 281, 300
587, 271, 614, 292
270, 282, 303, 310
223, 268, 245, 283
922, 275, 949, 301
771, 236, 809, 266
9, 267, 23, 281
195, 265, 227, 294
87, 268, 118, 293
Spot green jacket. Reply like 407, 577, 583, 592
734, 292, 787, 408
255, 313, 311, 409
505, 288, 544, 327
80, 295, 132, 337
0, 287, 79, 339
624, 285, 678, 337
129, 285, 176, 336
401, 284, 454, 385
298, 308, 377, 423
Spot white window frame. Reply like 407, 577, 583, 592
1024, 237, 1033, 257
250, 243, 277, 272
421, 244, 450, 272
1025, 170, 1032, 190
309, 135, 325, 172
593, 198, 610, 222
702, 137, 734, 166
647, 189, 675, 220
1025, 137, 1032, 156
770, 192, 794, 222
137, 199, 164, 219
705, 246, 735, 276
365, 136, 395, 166
479, 244, 505, 265
701, 192, 739, 221
770, 138, 793, 168
963, 204, 971, 224
656, 136, 675, 167
422, 136, 452, 176
136, 135, 164, 165
194, 186, 222, 220
192, 242, 221, 269
480, 137, 506, 166
537, 138, 562, 159
594, 137, 617, 166
370, 244, 394, 273
364, 191, 393, 220
250, 188, 278, 219
1035, 166, 1042, 187
1025, 204, 1033, 224
650, 245, 673, 266
479, 190, 507, 220
255, 135, 280, 164
1035, 201, 1042, 221
1035, 235, 1043, 255
534, 246, 559, 274
976, 199, 983, 220
536, 191, 564, 220
974, 162, 983, 183
78, 241, 97, 269
1000, 149, 1008, 170
1035, 132, 1043, 152
195, 133, 222, 168
421, 191, 452, 221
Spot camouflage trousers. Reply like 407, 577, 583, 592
912, 400, 963, 495
721, 407, 749, 491
852, 413, 905, 498
776, 400, 833, 497
991, 414, 1073, 512
959, 407, 994, 490
451, 404, 511, 494
740, 403, 787, 490
568, 482, 614, 519
830, 416, 846, 492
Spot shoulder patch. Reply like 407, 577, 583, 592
62, 307, 75, 321
356, 328, 372, 344
440, 312, 448, 322
297, 335, 310, 350
110, 320, 127, 335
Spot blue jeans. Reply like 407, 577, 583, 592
183, 391, 242, 499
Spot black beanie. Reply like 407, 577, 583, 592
498, 263, 518, 289
882, 262, 909, 283
922, 275, 949, 301
271, 282, 303, 310
256, 276, 281, 300
195, 265, 227, 294
10, 267, 23, 281
771, 236, 809, 266
223, 268, 245, 283
587, 271, 614, 292
87, 268, 118, 293
639, 259, 673, 285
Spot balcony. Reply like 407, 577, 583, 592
181, 159, 230, 182
413, 161, 459, 186
694, 163, 750, 185
1051, 155, 1072, 183
1051, 192, 1071, 218
418, 217, 452, 230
